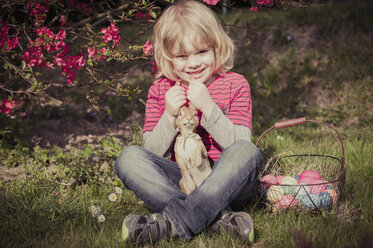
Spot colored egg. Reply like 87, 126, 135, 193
310, 180, 326, 194
325, 183, 333, 190
278, 195, 298, 209
299, 193, 321, 210
280, 176, 298, 185
298, 176, 316, 185
276, 175, 285, 184
280, 176, 298, 195
318, 191, 333, 209
325, 189, 338, 204
261, 174, 277, 188
294, 183, 311, 199
266, 185, 285, 203
299, 170, 321, 181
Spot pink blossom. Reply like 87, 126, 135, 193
100, 47, 108, 55
0, 105, 11, 114
75, 55, 85, 67
249, 6, 259, 11
23, 46, 46, 68
6, 37, 18, 50
4, 99, 15, 110
88, 46, 97, 58
143, 40, 152, 56
56, 30, 66, 40
59, 15, 66, 27
0, 22, 10, 38
0, 22, 10, 48
257, 0, 273, 6
135, 11, 152, 21
102, 32, 112, 42
23, 23, 84, 84
101, 23, 121, 48
202, 0, 220, 5
28, 1, 50, 25
0, 99, 20, 114
135, 11, 144, 19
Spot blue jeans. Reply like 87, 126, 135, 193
115, 139, 262, 240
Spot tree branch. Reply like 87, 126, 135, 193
71, 3, 129, 28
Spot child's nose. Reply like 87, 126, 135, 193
187, 55, 200, 68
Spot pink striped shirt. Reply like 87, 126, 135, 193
143, 71, 252, 162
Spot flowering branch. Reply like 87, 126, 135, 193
71, 3, 130, 28
0, 0, 158, 115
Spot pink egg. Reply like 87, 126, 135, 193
309, 180, 326, 194
299, 170, 321, 181
261, 174, 277, 188
276, 175, 285, 184
278, 195, 298, 209
298, 176, 315, 185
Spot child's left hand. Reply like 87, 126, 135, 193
187, 81, 215, 119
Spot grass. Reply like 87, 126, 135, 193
0, 127, 372, 247
1, 1, 373, 247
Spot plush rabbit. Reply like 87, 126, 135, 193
174, 103, 212, 195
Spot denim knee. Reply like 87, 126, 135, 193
228, 140, 262, 169
115, 146, 145, 184
228, 140, 263, 208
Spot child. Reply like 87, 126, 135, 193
115, 0, 262, 244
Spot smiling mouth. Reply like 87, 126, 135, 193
187, 68, 205, 76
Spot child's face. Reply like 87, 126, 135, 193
172, 35, 216, 86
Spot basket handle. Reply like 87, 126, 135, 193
255, 117, 345, 165
274, 117, 306, 129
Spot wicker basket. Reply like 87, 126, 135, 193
255, 117, 346, 212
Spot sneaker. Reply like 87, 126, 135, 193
121, 213, 172, 244
211, 211, 255, 243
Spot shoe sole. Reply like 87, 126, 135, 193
121, 214, 135, 242
239, 212, 255, 243
215, 212, 255, 243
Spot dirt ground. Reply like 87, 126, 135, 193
0, 109, 144, 184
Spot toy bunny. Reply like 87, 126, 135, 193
174, 102, 212, 195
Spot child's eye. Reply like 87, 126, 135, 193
199, 50, 208, 54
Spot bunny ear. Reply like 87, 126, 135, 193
188, 102, 196, 110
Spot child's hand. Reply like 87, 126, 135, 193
165, 81, 186, 122
187, 80, 215, 119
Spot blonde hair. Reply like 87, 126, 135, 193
152, 0, 235, 81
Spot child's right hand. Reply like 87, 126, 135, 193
164, 81, 186, 124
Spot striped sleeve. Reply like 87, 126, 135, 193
143, 82, 164, 133
228, 75, 252, 130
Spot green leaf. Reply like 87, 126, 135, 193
149, 10, 157, 19
142, 0, 148, 8
87, 59, 93, 67
106, 57, 113, 62
25, 73, 31, 79
21, 60, 26, 70
3, 63, 8, 70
